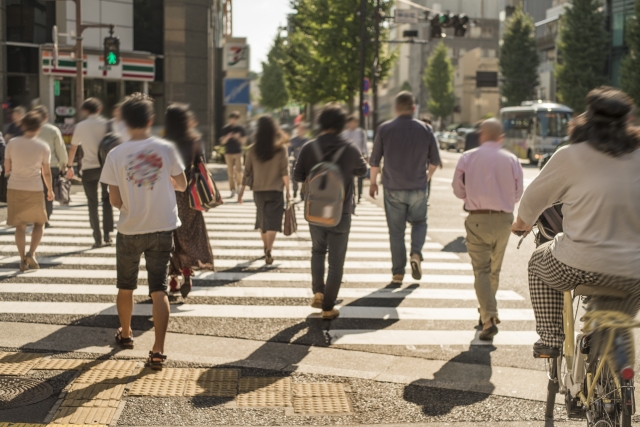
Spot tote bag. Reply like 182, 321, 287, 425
188, 156, 223, 211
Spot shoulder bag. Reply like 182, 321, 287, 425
188, 155, 223, 211
283, 201, 297, 236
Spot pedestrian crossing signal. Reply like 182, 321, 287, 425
103, 36, 120, 66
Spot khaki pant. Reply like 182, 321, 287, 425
464, 212, 514, 324
225, 153, 243, 191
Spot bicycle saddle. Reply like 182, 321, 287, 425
574, 284, 628, 299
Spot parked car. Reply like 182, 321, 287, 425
439, 132, 458, 151
455, 128, 475, 152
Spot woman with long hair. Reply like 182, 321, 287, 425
512, 86, 640, 356
164, 103, 213, 296
238, 116, 290, 265
4, 111, 54, 271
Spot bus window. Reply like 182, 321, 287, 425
537, 112, 571, 138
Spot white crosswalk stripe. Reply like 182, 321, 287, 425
0, 192, 539, 347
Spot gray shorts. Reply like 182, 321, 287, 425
116, 231, 174, 295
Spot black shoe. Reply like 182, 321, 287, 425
45, 222, 51, 229
91, 242, 103, 249
479, 319, 498, 341
533, 340, 560, 359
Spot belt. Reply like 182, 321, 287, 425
468, 210, 507, 215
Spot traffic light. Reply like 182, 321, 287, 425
430, 14, 444, 39
104, 36, 120, 66
452, 14, 469, 37
439, 12, 451, 26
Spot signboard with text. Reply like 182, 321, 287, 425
223, 43, 250, 71
395, 9, 419, 24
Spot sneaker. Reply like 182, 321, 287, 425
410, 254, 422, 280
392, 274, 404, 284
479, 318, 499, 341
25, 252, 39, 270
310, 292, 323, 309
533, 340, 560, 359
322, 308, 340, 320
169, 277, 180, 294
104, 234, 112, 246
91, 242, 103, 249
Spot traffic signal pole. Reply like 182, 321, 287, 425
358, 0, 367, 129
372, 0, 381, 133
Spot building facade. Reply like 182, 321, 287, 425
453, 47, 500, 125
1, 0, 220, 154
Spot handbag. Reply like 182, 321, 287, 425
54, 172, 71, 205
283, 201, 297, 236
188, 155, 223, 211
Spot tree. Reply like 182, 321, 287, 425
556, 0, 608, 113
499, 6, 540, 107
423, 42, 455, 120
259, 35, 289, 111
283, 0, 397, 106
621, 0, 640, 105
399, 81, 413, 94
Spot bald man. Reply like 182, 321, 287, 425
452, 119, 524, 341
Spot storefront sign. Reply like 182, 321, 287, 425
42, 50, 155, 81
223, 43, 250, 71
55, 106, 76, 117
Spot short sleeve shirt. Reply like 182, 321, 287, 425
220, 124, 246, 154
71, 115, 107, 171
6, 136, 51, 191
100, 137, 185, 235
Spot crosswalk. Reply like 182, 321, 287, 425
0, 190, 538, 348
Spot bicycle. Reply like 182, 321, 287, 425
518, 214, 638, 427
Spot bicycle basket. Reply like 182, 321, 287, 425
535, 204, 563, 246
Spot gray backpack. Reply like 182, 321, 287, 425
303, 141, 347, 227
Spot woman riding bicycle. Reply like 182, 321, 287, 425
511, 86, 640, 357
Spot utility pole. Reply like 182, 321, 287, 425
358, 0, 367, 128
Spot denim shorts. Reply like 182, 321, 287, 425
116, 231, 174, 295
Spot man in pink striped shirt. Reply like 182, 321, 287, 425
452, 119, 524, 341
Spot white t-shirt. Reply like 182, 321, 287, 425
6, 136, 51, 192
71, 114, 107, 171
100, 137, 185, 235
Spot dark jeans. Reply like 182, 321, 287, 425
82, 168, 113, 244
116, 231, 174, 295
383, 188, 428, 276
309, 213, 352, 311
356, 177, 364, 200
44, 167, 59, 221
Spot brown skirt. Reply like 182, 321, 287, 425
169, 190, 214, 276
7, 189, 48, 226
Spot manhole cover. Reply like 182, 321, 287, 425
0, 377, 53, 409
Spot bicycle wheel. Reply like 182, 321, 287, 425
587, 355, 632, 427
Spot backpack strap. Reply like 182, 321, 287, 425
331, 145, 348, 164
311, 140, 323, 162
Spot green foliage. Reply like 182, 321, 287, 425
283, 0, 397, 105
423, 42, 455, 120
499, 6, 540, 107
556, 0, 608, 113
622, 0, 640, 105
400, 81, 413, 94
259, 35, 289, 111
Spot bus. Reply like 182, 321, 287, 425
500, 101, 573, 165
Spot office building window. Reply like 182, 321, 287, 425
6, 0, 55, 44
613, 13, 625, 47
134, 0, 164, 54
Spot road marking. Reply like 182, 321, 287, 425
328, 330, 540, 346
0, 283, 524, 300
0, 256, 470, 270
0, 301, 533, 320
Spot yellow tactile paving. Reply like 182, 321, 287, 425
188, 368, 239, 383
183, 381, 237, 397
236, 391, 292, 407
33, 359, 94, 371
292, 383, 347, 397
0, 424, 46, 427
47, 425, 108, 427
136, 368, 189, 381
51, 406, 117, 425
238, 377, 291, 393
74, 369, 135, 384
84, 360, 138, 371
293, 395, 351, 414
128, 378, 186, 396
66, 383, 126, 401
60, 399, 121, 408
0, 352, 43, 376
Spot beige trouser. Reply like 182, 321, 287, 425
225, 153, 243, 191
464, 212, 514, 324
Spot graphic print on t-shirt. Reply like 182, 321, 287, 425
126, 149, 163, 189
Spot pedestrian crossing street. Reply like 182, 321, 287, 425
0, 191, 540, 348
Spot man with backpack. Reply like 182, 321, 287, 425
66, 98, 114, 248
369, 92, 441, 284
294, 104, 367, 320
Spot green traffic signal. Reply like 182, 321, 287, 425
107, 51, 118, 65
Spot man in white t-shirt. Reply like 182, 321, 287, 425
100, 93, 187, 368
66, 98, 113, 248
